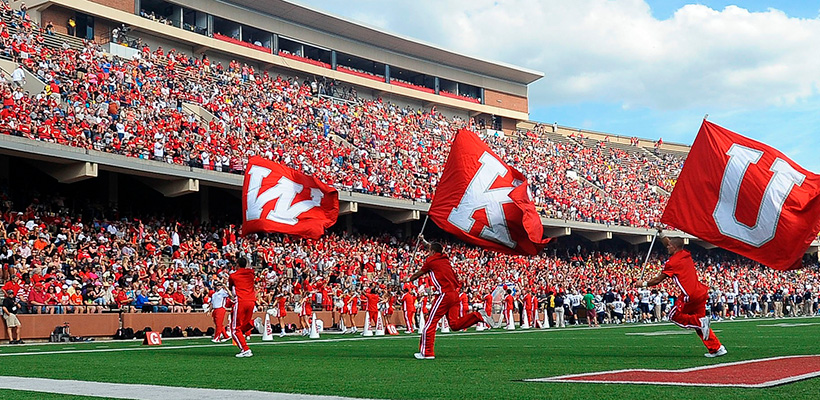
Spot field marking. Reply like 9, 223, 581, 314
524, 354, 820, 388
758, 322, 820, 328
0, 323, 652, 357
1, 315, 819, 358
1, 315, 814, 351
625, 330, 721, 336
0, 376, 382, 400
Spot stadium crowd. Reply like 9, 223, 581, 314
1, 193, 818, 336
0, 4, 680, 229
1, 1, 819, 342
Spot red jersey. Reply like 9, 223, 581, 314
484, 294, 493, 314
229, 268, 256, 303
662, 249, 707, 299
402, 293, 416, 312
504, 294, 514, 312
366, 293, 380, 312
420, 253, 460, 293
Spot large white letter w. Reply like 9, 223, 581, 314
246, 166, 324, 225
447, 152, 517, 248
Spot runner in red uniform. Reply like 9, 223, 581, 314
405, 237, 495, 359
401, 288, 417, 333
228, 257, 256, 358
641, 228, 726, 357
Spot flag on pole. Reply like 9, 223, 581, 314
429, 129, 550, 255
242, 156, 339, 238
661, 121, 820, 270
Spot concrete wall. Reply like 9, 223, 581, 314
0, 314, 120, 340
90, 0, 135, 13
484, 88, 528, 114
40, 5, 75, 36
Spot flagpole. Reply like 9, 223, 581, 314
410, 214, 430, 265
639, 231, 659, 281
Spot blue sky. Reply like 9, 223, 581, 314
296, 1, 820, 171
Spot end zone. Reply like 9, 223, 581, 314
524, 355, 820, 388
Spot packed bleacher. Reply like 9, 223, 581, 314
1, 2, 818, 339
0, 2, 681, 229
0, 192, 817, 330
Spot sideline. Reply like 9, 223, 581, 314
0, 315, 816, 357
0, 376, 381, 400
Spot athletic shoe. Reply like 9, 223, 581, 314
413, 352, 435, 360
704, 345, 727, 358
235, 349, 253, 358
478, 309, 497, 329
219, 337, 230, 343
699, 316, 711, 338
211, 338, 220, 343
279, 331, 286, 338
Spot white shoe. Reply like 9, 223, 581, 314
219, 337, 230, 343
704, 345, 727, 358
279, 331, 286, 338
478, 309, 497, 329
235, 349, 253, 358
413, 352, 434, 360
211, 339, 220, 343
699, 316, 711, 338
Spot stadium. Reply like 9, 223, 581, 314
0, 0, 820, 399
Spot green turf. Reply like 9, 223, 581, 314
1, 317, 820, 400
0, 390, 106, 399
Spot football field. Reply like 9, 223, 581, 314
1, 317, 819, 400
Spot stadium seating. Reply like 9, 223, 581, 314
0, 3, 683, 229
0, 0, 817, 333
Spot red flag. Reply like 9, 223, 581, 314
241, 156, 338, 239
661, 121, 820, 270
429, 129, 550, 255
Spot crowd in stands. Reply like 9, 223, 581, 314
0, 192, 818, 334
0, 1, 685, 228
0, 1, 819, 339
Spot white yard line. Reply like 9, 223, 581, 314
0, 323, 671, 357
0, 315, 817, 357
0, 376, 381, 400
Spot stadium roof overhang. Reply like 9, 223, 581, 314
228, 0, 544, 85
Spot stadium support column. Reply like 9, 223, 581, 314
434, 77, 440, 95
339, 201, 357, 233
108, 173, 118, 207
385, 65, 391, 84
200, 185, 210, 223
272, 34, 279, 55
331, 51, 337, 70
38, 162, 98, 184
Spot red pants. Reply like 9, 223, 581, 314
368, 310, 379, 326
668, 295, 722, 353
404, 308, 416, 333
212, 307, 228, 340
420, 292, 482, 357
231, 302, 255, 351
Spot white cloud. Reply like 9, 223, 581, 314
304, 0, 820, 112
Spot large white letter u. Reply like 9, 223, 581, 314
712, 144, 805, 247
